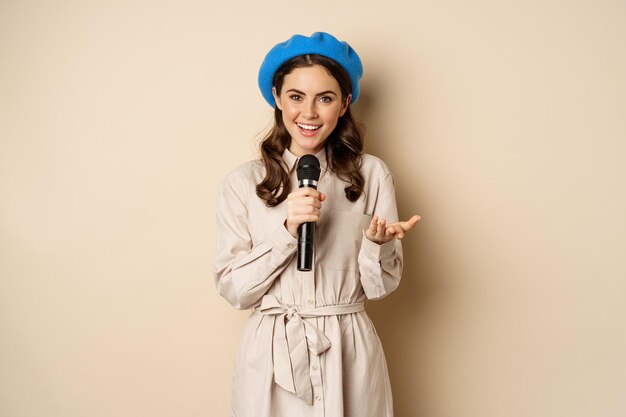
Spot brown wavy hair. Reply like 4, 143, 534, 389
256, 54, 364, 207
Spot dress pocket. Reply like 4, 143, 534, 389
316, 210, 372, 271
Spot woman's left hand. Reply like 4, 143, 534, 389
365, 214, 421, 245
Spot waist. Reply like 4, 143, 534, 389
254, 293, 364, 404
254, 294, 365, 317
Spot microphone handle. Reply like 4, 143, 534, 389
297, 181, 317, 272
297, 222, 315, 271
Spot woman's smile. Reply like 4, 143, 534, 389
273, 65, 349, 156
296, 122, 323, 136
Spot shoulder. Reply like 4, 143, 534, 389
222, 159, 263, 183
361, 153, 394, 181
218, 159, 264, 197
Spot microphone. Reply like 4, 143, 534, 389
296, 154, 321, 272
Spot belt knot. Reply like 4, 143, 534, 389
285, 306, 298, 320
256, 294, 365, 405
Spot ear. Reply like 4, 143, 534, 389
272, 87, 282, 110
339, 94, 352, 116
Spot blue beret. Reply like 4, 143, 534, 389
258, 32, 363, 107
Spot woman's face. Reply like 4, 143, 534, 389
273, 65, 351, 157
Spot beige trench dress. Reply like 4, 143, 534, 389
214, 148, 403, 417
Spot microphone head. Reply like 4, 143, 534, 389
296, 154, 321, 181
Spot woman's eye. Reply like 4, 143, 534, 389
289, 95, 302, 101
319, 96, 332, 103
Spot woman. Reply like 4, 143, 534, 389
214, 32, 420, 417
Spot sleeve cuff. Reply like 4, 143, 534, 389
361, 231, 396, 260
267, 222, 298, 258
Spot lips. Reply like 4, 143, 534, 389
296, 122, 322, 137
296, 122, 322, 131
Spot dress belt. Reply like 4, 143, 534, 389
256, 294, 365, 405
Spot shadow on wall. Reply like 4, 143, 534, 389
353, 75, 443, 417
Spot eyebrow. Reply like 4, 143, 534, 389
285, 88, 338, 97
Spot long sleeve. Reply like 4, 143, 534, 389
213, 172, 297, 310
357, 172, 403, 299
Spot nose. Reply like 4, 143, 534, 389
301, 99, 318, 119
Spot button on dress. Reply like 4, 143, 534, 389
214, 148, 403, 417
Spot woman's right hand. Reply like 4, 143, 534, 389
284, 187, 326, 238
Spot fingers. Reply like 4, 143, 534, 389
375, 217, 387, 241
289, 187, 324, 201
285, 188, 326, 237
287, 201, 321, 220
367, 215, 378, 236
372, 214, 422, 241
386, 225, 402, 239
405, 214, 421, 228
365, 216, 396, 244
287, 188, 324, 208
387, 214, 421, 233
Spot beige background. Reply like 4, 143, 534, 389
1, 0, 625, 416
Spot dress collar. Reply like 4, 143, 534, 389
282, 147, 328, 174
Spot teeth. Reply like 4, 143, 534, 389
297, 123, 321, 131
